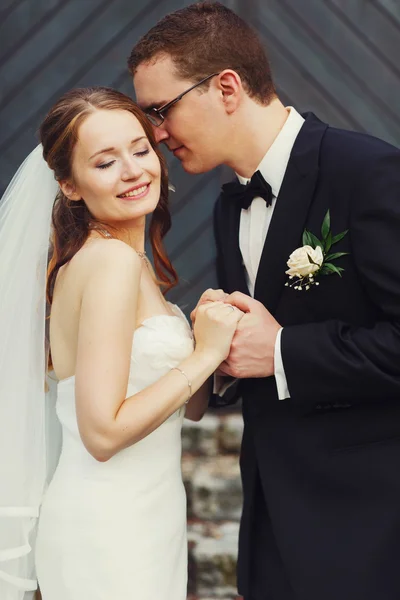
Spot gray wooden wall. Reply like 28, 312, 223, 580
1, 0, 399, 312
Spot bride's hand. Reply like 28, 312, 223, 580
193, 301, 244, 364
190, 288, 228, 324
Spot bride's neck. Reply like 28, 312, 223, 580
118, 228, 146, 254
96, 218, 146, 253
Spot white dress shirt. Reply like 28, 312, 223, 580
215, 107, 305, 400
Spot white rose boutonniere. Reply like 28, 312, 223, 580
285, 211, 349, 291
286, 245, 324, 278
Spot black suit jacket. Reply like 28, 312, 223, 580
212, 113, 400, 600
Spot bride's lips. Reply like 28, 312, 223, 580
117, 183, 150, 201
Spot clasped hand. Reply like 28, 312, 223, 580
191, 289, 281, 378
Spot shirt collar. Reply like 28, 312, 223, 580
236, 106, 305, 198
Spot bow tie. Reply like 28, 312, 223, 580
221, 170, 273, 210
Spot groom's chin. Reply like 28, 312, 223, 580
179, 157, 216, 175
181, 163, 204, 175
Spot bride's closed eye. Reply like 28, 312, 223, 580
97, 161, 115, 170
135, 149, 150, 157
96, 149, 150, 170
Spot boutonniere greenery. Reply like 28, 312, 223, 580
285, 210, 349, 291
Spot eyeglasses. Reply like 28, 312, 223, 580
145, 73, 219, 127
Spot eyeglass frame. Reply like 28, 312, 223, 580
144, 72, 219, 127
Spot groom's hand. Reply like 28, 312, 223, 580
190, 288, 228, 324
219, 292, 281, 378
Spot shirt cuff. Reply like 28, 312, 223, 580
274, 328, 291, 400
213, 372, 238, 397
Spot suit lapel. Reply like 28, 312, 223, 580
253, 113, 328, 313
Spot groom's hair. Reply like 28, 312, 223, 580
128, 1, 276, 106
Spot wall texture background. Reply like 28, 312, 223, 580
1, 0, 400, 314
2, 1, 399, 599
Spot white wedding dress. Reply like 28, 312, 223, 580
35, 304, 194, 600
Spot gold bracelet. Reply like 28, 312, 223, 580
171, 367, 192, 404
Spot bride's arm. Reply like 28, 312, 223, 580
183, 378, 212, 422
75, 240, 223, 462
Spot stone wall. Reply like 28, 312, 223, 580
183, 410, 244, 600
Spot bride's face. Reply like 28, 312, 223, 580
61, 109, 161, 225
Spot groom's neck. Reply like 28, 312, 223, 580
226, 97, 289, 178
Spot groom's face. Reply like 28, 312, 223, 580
134, 55, 227, 174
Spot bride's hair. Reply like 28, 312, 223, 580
40, 86, 178, 305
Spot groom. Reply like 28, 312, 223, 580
130, 3, 400, 599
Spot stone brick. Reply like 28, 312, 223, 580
183, 414, 220, 456
188, 522, 240, 597
190, 456, 242, 521
182, 454, 200, 519
219, 414, 244, 453
183, 410, 243, 598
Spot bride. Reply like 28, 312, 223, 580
0, 87, 243, 600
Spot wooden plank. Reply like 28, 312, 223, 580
256, 1, 400, 144
0, 0, 111, 107
167, 176, 219, 255
0, 0, 65, 64
0, 0, 27, 20
258, 25, 364, 131
166, 221, 218, 311
283, 0, 400, 121
328, 0, 400, 77
66, 0, 186, 91
374, 0, 400, 23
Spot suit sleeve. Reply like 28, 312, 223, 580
209, 198, 242, 408
213, 197, 228, 291
281, 149, 400, 405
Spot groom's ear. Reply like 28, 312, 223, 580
58, 179, 81, 201
217, 70, 242, 115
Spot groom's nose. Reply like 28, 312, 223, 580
152, 123, 170, 145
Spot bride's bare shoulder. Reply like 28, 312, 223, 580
61, 238, 142, 285
81, 238, 142, 264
